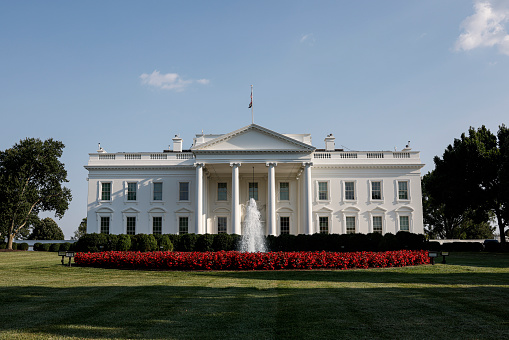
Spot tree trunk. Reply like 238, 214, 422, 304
7, 234, 14, 250
494, 210, 506, 244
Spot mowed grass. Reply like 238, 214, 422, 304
0, 252, 508, 340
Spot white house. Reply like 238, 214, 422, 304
85, 124, 424, 236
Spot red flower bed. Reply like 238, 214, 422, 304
74, 250, 430, 271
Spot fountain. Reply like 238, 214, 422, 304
240, 198, 267, 252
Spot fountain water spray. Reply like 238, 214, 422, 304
240, 198, 267, 252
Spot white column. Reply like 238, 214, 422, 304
303, 162, 313, 235
266, 162, 277, 236
194, 163, 204, 234
230, 162, 242, 235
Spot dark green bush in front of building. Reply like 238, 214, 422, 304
49, 243, 61, 252
196, 234, 214, 252
75, 233, 108, 252
116, 234, 131, 251
17, 243, 29, 251
41, 243, 51, 251
59, 242, 71, 251
178, 234, 198, 252
132, 234, 158, 252
154, 234, 173, 251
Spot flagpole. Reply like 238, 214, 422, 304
251, 85, 254, 124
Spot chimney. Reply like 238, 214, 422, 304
324, 134, 335, 151
172, 135, 183, 152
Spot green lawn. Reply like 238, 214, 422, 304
0, 251, 508, 340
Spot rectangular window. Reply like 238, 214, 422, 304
217, 217, 227, 234
217, 183, 227, 201
101, 183, 111, 201
372, 216, 383, 234
100, 216, 110, 234
280, 216, 290, 234
398, 181, 409, 200
153, 182, 163, 201
249, 182, 258, 200
345, 181, 355, 200
346, 216, 356, 234
399, 216, 410, 231
371, 181, 381, 200
153, 216, 162, 235
126, 216, 136, 235
279, 182, 289, 201
319, 216, 329, 234
179, 217, 189, 234
127, 182, 137, 201
179, 182, 189, 201
318, 182, 328, 200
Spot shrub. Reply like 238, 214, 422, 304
17, 243, 29, 251
212, 233, 231, 251
33, 243, 43, 251
11, 243, 18, 250
49, 243, 61, 252
196, 234, 214, 252
0, 242, 6, 249
41, 243, 51, 251
179, 234, 198, 252
132, 234, 158, 252
116, 234, 131, 251
75, 233, 108, 252
59, 242, 71, 251
106, 234, 119, 251
154, 234, 173, 251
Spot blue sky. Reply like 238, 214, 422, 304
1, 0, 508, 238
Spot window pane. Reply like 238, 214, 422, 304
101, 183, 111, 201
400, 216, 410, 231
346, 216, 355, 234
127, 217, 136, 235
373, 216, 382, 234
371, 181, 381, 200
279, 182, 289, 201
280, 216, 290, 234
153, 216, 162, 235
217, 217, 227, 234
179, 217, 189, 234
153, 183, 163, 201
318, 182, 328, 200
319, 216, 328, 234
179, 182, 189, 201
127, 183, 137, 201
100, 217, 110, 234
249, 182, 258, 200
217, 183, 227, 201
398, 181, 408, 200
345, 182, 355, 200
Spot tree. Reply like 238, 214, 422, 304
0, 138, 72, 249
426, 125, 507, 244
29, 217, 65, 240
73, 218, 87, 240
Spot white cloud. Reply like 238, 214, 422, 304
300, 33, 315, 45
139, 70, 209, 91
455, 0, 509, 55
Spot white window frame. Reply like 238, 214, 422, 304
99, 181, 112, 202
96, 208, 114, 234
152, 215, 163, 235
100, 216, 110, 234
342, 180, 357, 202
152, 182, 163, 202
216, 182, 229, 202
315, 180, 331, 202
178, 216, 189, 234
125, 215, 137, 235
248, 182, 259, 201
341, 208, 360, 234
278, 181, 290, 202
398, 215, 411, 232
178, 181, 190, 202
277, 214, 292, 235
124, 181, 138, 203
216, 215, 229, 234
397, 180, 411, 202
396, 207, 414, 233
369, 180, 384, 202
370, 214, 385, 234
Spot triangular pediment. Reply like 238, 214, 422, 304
192, 124, 315, 153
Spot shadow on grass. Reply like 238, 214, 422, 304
1, 283, 508, 340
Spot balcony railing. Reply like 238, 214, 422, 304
313, 151, 418, 160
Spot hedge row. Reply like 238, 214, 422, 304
427, 241, 505, 252
0, 242, 30, 250
74, 231, 427, 253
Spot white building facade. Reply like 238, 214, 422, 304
85, 124, 424, 236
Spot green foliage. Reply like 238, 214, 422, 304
132, 234, 158, 252
29, 217, 65, 240
211, 233, 233, 252
116, 234, 131, 251
154, 234, 173, 251
49, 243, 61, 252
73, 217, 87, 240
41, 243, 51, 251
33, 243, 43, 251
424, 125, 508, 243
75, 233, 107, 252
11, 243, 18, 250
0, 242, 6, 249
178, 234, 198, 252
59, 242, 71, 251
195, 234, 214, 252
17, 242, 29, 251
